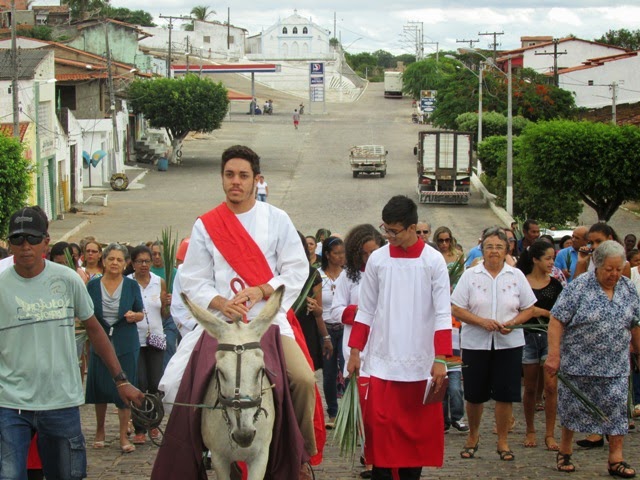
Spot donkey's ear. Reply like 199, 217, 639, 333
181, 293, 229, 340
249, 285, 284, 338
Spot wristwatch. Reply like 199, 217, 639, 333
113, 371, 128, 383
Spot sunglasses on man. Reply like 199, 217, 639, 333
9, 234, 45, 246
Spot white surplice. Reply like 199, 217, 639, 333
355, 243, 452, 382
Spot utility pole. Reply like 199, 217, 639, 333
11, 0, 20, 138
425, 41, 439, 62
403, 22, 424, 60
534, 39, 567, 87
159, 14, 192, 78
227, 7, 230, 51
456, 39, 479, 49
478, 31, 504, 61
104, 21, 120, 176
611, 81, 618, 125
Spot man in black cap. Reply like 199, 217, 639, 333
0, 206, 144, 480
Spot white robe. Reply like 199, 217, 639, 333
159, 201, 308, 412
330, 271, 368, 377
355, 243, 452, 382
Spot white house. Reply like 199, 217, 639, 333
555, 51, 640, 109
498, 37, 628, 76
246, 10, 332, 60
139, 20, 247, 65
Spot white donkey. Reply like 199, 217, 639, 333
181, 286, 283, 480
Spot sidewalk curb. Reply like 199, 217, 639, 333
471, 173, 514, 226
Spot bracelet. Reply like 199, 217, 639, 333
257, 284, 268, 299
116, 382, 131, 388
433, 359, 447, 365
323, 335, 331, 341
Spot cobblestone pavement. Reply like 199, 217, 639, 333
83, 376, 640, 479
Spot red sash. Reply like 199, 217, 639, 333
200, 203, 325, 465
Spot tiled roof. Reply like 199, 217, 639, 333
56, 73, 108, 81
0, 122, 30, 141
0, 49, 50, 80
33, 5, 69, 13
56, 57, 106, 69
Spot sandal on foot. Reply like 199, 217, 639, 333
545, 436, 560, 451
93, 440, 105, 449
121, 443, 136, 454
498, 449, 515, 461
460, 440, 479, 459
535, 401, 545, 411
608, 461, 636, 478
556, 452, 576, 473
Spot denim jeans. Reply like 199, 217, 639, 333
443, 370, 464, 425
257, 194, 267, 202
163, 316, 180, 370
0, 407, 86, 480
322, 326, 344, 418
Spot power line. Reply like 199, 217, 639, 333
534, 39, 567, 87
478, 31, 504, 60
456, 39, 480, 49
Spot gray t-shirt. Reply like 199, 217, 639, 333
0, 261, 94, 410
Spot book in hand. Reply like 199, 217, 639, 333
423, 376, 449, 405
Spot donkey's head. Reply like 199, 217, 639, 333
181, 286, 283, 448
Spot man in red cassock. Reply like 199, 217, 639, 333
347, 195, 452, 480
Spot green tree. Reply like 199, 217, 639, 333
595, 28, 640, 50
520, 120, 640, 221
101, 6, 155, 26
62, 0, 104, 21
128, 75, 229, 164
0, 134, 31, 238
184, 5, 215, 30
455, 111, 531, 139
401, 56, 458, 99
478, 135, 582, 225
373, 50, 395, 69
394, 53, 416, 66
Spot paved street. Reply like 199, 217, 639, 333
47, 81, 640, 478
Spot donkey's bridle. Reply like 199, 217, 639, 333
215, 341, 270, 428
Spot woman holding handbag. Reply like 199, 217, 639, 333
85, 244, 144, 453
128, 245, 170, 444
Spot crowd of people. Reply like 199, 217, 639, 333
2, 145, 640, 479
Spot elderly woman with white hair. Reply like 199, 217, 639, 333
545, 240, 640, 477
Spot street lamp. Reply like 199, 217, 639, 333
444, 54, 484, 176
458, 48, 513, 217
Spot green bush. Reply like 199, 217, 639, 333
0, 134, 31, 238
455, 111, 531, 139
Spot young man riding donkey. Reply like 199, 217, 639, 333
152, 145, 324, 479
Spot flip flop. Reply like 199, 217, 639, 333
93, 441, 105, 449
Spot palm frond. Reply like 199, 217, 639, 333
161, 228, 178, 292
332, 375, 365, 461
557, 372, 609, 422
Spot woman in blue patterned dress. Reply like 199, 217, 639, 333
546, 241, 640, 477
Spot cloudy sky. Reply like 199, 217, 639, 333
36, 1, 640, 54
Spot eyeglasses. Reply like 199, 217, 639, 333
9, 234, 45, 246
437, 238, 451, 244
416, 230, 430, 234
134, 259, 152, 265
483, 245, 506, 251
379, 224, 406, 239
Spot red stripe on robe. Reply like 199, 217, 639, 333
200, 203, 325, 466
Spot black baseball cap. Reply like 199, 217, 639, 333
8, 207, 48, 237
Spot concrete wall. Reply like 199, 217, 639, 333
140, 22, 245, 62
74, 81, 104, 119
559, 54, 640, 108
79, 110, 127, 188
522, 40, 627, 75
65, 22, 155, 73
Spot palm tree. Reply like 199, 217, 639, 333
182, 5, 215, 31
190, 5, 215, 21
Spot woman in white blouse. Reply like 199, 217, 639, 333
451, 227, 536, 462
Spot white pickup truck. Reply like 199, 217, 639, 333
350, 145, 388, 178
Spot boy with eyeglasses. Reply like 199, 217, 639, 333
0, 207, 143, 479
347, 195, 452, 480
